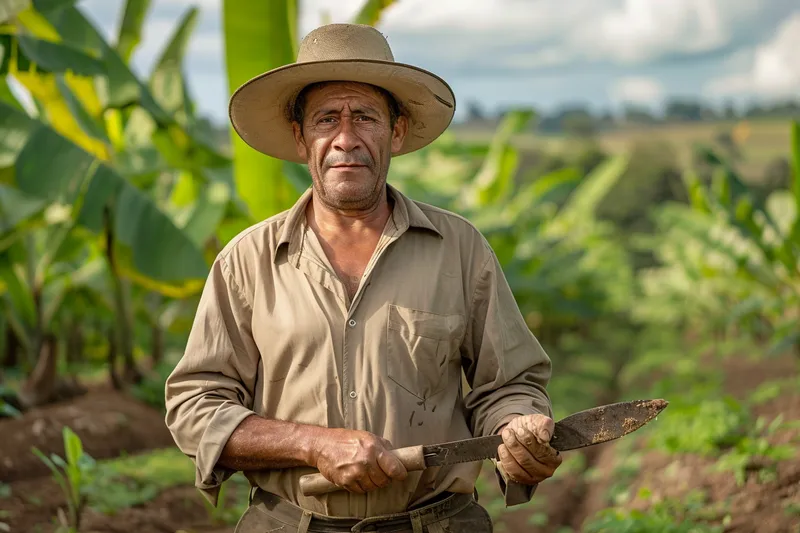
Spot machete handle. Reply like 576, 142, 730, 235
299, 444, 426, 496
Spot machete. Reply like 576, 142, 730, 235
298, 399, 668, 496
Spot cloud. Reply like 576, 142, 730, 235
706, 13, 800, 98
609, 77, 664, 104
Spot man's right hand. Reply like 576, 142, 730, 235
309, 428, 408, 493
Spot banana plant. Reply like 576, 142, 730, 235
0, 0, 236, 388
646, 121, 800, 356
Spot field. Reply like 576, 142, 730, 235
451, 118, 792, 183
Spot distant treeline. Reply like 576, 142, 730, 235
460, 97, 800, 135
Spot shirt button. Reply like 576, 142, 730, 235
349, 390, 357, 399
348, 319, 357, 328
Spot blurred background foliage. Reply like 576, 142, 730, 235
0, 1, 798, 532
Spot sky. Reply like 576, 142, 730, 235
76, 0, 800, 125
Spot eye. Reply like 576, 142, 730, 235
318, 117, 336, 124
355, 115, 375, 122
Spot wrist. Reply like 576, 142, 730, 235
299, 425, 325, 467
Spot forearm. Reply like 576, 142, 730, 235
217, 414, 326, 471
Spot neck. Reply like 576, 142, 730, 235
306, 187, 392, 239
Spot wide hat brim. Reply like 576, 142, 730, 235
228, 59, 456, 164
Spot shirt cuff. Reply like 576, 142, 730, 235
493, 459, 538, 506
193, 402, 254, 506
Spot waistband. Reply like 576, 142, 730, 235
249, 489, 477, 533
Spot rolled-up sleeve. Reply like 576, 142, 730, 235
461, 246, 553, 505
164, 255, 259, 506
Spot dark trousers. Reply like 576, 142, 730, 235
234, 489, 494, 533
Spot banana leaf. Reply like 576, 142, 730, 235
15, 34, 105, 75
114, 0, 152, 63
462, 109, 533, 209
148, 6, 198, 120
223, 0, 297, 223
0, 100, 209, 294
353, 0, 397, 25
546, 153, 629, 236
0, 182, 45, 234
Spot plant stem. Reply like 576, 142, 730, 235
103, 205, 141, 385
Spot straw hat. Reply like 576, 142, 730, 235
228, 23, 456, 164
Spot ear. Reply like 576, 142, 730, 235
390, 115, 409, 154
292, 122, 308, 160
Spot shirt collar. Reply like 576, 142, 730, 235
273, 183, 442, 264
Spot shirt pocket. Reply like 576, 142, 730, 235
386, 304, 465, 400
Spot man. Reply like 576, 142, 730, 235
165, 23, 561, 533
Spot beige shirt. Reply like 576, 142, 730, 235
164, 184, 553, 518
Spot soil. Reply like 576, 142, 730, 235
0, 385, 175, 482
2, 355, 798, 533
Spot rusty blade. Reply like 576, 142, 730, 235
421, 399, 668, 466
549, 399, 668, 451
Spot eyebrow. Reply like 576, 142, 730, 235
311, 105, 381, 121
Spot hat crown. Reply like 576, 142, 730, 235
297, 24, 395, 63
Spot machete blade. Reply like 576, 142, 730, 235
550, 399, 668, 451
420, 399, 668, 467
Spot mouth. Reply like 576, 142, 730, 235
331, 164, 366, 169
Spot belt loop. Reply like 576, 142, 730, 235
298, 510, 313, 533
409, 509, 423, 533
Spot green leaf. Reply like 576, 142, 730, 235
178, 180, 231, 247
63, 426, 82, 467
462, 109, 533, 208
353, 0, 397, 25
550, 153, 629, 233
1, 100, 209, 292
0, 78, 25, 111
223, 0, 298, 222
31, 0, 78, 13
114, 0, 152, 63
283, 161, 312, 193
55, 75, 109, 143
0, 182, 46, 233
788, 121, 800, 252
148, 6, 198, 118
0, 99, 37, 166
15, 34, 105, 75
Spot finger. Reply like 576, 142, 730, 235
504, 428, 557, 482
343, 478, 365, 494
366, 458, 391, 488
356, 475, 378, 493
497, 442, 539, 485
521, 415, 555, 443
377, 449, 408, 481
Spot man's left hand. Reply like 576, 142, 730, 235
497, 414, 562, 485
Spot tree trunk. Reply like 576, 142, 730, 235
104, 205, 142, 385
16, 334, 59, 409
3, 324, 19, 369
66, 320, 84, 365
108, 325, 122, 391
151, 322, 164, 366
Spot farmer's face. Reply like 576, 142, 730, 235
293, 81, 408, 211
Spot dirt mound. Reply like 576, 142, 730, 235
0, 386, 174, 482
3, 475, 236, 533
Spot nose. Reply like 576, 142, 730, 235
331, 117, 362, 153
